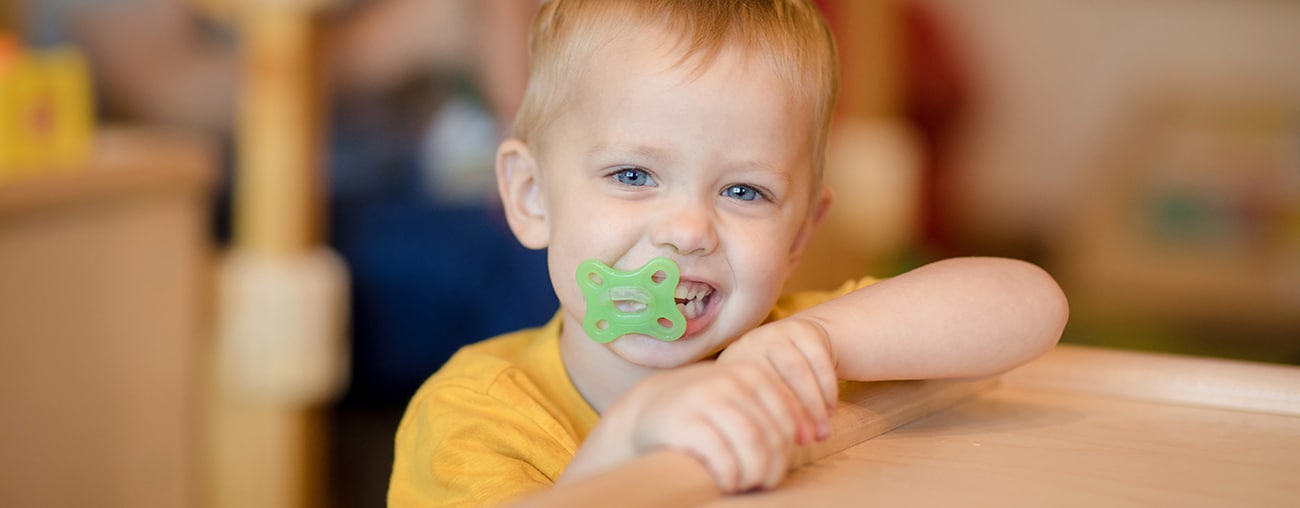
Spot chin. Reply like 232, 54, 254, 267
609, 333, 718, 370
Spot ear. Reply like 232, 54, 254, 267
788, 185, 832, 266
496, 138, 550, 249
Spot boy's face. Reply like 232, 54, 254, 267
499, 27, 829, 369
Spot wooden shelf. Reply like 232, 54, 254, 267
0, 127, 215, 216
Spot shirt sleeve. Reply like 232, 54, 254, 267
388, 381, 574, 508
767, 275, 879, 322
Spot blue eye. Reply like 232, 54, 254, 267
613, 167, 655, 187
722, 184, 762, 201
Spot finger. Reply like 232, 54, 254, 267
765, 347, 831, 440
711, 390, 786, 492
736, 365, 800, 446
712, 400, 780, 491
789, 340, 839, 440
719, 346, 813, 443
793, 334, 841, 412
732, 369, 797, 489
671, 413, 741, 494
736, 376, 796, 490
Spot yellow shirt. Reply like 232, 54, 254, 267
389, 277, 875, 507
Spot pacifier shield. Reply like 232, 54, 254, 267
576, 257, 687, 343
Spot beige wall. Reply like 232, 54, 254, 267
919, 0, 1300, 250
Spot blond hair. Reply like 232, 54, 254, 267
513, 0, 839, 170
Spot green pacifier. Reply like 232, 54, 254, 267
576, 257, 687, 343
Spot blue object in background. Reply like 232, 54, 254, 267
331, 198, 557, 407
325, 90, 558, 407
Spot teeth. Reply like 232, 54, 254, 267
674, 281, 714, 319
674, 281, 711, 301
687, 299, 702, 318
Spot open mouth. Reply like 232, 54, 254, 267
674, 280, 715, 320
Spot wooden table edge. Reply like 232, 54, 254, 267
1002, 344, 1300, 417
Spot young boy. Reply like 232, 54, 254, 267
389, 0, 1068, 505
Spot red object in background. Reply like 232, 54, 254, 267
902, 2, 968, 258
812, 0, 969, 258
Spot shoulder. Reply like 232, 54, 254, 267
401, 325, 574, 445
389, 322, 583, 506
417, 319, 574, 418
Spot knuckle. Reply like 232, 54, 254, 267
729, 363, 767, 386
770, 350, 805, 372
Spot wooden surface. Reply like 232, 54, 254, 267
707, 345, 1300, 507
0, 127, 213, 215
0, 127, 214, 508
513, 345, 1300, 507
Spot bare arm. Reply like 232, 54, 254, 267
801, 256, 1068, 381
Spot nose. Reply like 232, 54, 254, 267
650, 196, 719, 256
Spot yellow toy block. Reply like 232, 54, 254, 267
0, 33, 94, 181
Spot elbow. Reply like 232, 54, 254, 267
1007, 258, 1070, 359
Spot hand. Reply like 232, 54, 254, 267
717, 317, 839, 444
589, 362, 812, 493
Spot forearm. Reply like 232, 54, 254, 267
559, 405, 636, 484
798, 257, 1068, 381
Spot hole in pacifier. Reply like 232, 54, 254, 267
658, 317, 673, 328
588, 272, 603, 285
651, 270, 667, 284
596, 320, 609, 330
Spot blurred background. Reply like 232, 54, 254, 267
1, 0, 1296, 507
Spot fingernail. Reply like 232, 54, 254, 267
817, 421, 831, 440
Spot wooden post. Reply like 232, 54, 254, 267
233, 1, 325, 255
210, 1, 347, 507
0, 0, 19, 35
832, 0, 903, 120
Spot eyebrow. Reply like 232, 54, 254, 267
586, 142, 674, 165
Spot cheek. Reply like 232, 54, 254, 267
545, 208, 640, 317
548, 253, 588, 319
727, 219, 801, 268
727, 237, 794, 298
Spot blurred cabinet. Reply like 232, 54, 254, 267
0, 127, 214, 507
